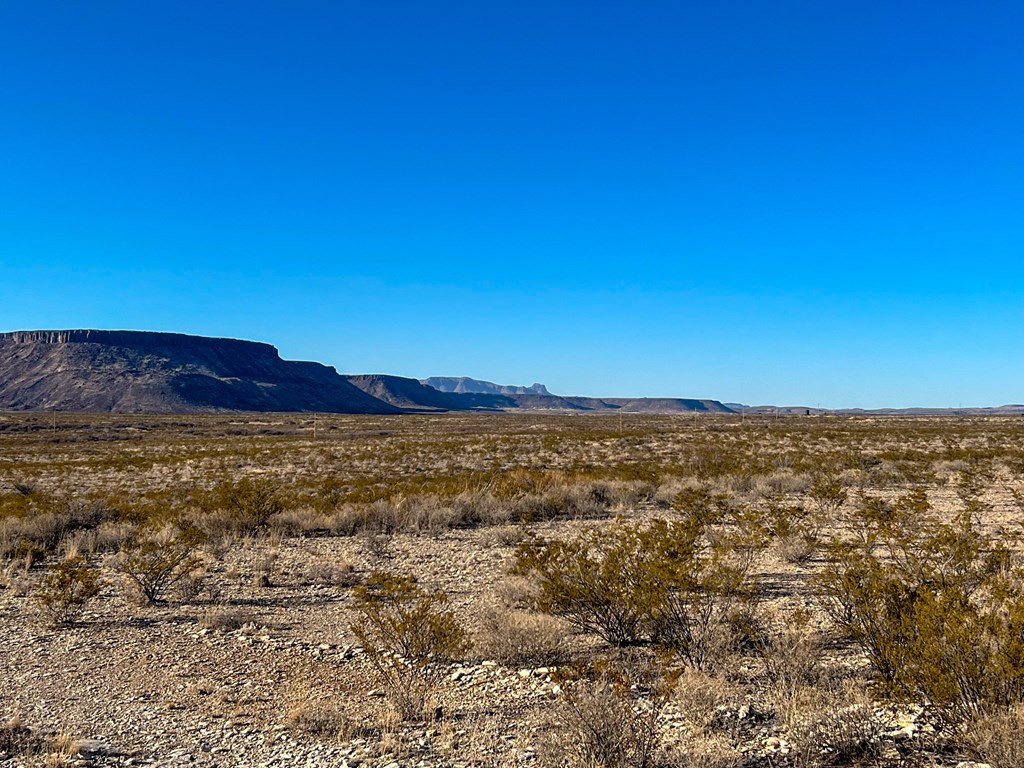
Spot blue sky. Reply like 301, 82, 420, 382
2, 2, 1023, 407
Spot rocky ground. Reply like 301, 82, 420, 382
1, 516, 984, 768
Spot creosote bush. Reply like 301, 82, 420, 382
351, 571, 470, 720
199, 477, 285, 533
117, 524, 207, 604
766, 501, 822, 566
808, 473, 847, 517
33, 554, 101, 626
818, 487, 1024, 725
515, 506, 761, 668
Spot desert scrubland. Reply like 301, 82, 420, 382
3, 411, 1024, 767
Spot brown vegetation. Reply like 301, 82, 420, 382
5, 411, 1024, 766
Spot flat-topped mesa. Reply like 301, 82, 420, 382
0, 329, 394, 413
0, 329, 280, 358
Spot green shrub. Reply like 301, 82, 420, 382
766, 501, 821, 565
117, 525, 206, 604
818, 490, 1023, 724
351, 571, 470, 720
808, 473, 847, 517
201, 477, 284, 533
33, 555, 101, 626
514, 523, 653, 647
515, 514, 759, 668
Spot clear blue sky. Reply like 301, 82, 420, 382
2, 2, 1023, 408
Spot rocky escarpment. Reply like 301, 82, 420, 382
0, 330, 399, 414
345, 374, 466, 411
346, 375, 590, 412
421, 376, 552, 396
581, 397, 736, 413
347, 375, 733, 414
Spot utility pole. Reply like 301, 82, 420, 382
313, 413, 318, 440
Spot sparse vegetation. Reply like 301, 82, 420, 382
514, 513, 759, 668
351, 571, 471, 720
285, 699, 352, 740
475, 603, 570, 666
33, 554, 101, 625
116, 524, 207, 604
542, 657, 673, 768
8, 412, 1024, 764
786, 682, 886, 768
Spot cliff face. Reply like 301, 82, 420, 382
0, 330, 400, 413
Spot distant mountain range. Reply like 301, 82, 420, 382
2, 330, 1015, 415
0, 330, 733, 414
349, 373, 734, 414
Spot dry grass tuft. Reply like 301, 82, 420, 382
785, 682, 886, 768
963, 705, 1024, 768
197, 606, 254, 631
285, 700, 352, 740
475, 603, 571, 667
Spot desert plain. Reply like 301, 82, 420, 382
2, 411, 1024, 768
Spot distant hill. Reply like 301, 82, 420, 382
346, 375, 590, 412
421, 376, 551, 396
0, 330, 399, 414
834, 405, 1024, 416
540, 396, 734, 413
418, 378, 733, 413
346, 377, 734, 413
731, 404, 1024, 415
587, 398, 735, 413
345, 374, 465, 411
488, 393, 589, 410
0, 329, 753, 415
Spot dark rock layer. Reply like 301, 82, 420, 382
0, 330, 399, 413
